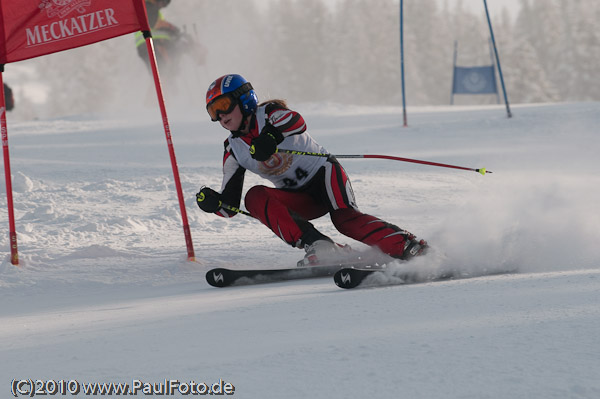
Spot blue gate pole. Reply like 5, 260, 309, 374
483, 0, 512, 117
400, 0, 408, 127
488, 39, 501, 104
451, 41, 458, 105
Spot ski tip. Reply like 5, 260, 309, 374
206, 268, 232, 288
334, 268, 369, 289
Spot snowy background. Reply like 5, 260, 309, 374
1, 100, 599, 398
4, 0, 600, 121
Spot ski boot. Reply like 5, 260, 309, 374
297, 239, 352, 267
399, 235, 428, 261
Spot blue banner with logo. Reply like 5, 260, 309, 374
452, 66, 497, 94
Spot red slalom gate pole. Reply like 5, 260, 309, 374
1, 68, 19, 265
278, 149, 492, 175
144, 33, 195, 260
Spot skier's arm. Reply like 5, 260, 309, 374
249, 105, 307, 161
266, 105, 307, 138
217, 142, 245, 218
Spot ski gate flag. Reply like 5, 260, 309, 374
1, 0, 196, 265
452, 65, 498, 95
0, 0, 149, 63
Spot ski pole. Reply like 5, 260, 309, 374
277, 149, 492, 175
221, 203, 253, 217
197, 189, 254, 217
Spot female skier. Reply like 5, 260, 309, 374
197, 74, 427, 266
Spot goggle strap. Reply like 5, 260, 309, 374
230, 82, 253, 100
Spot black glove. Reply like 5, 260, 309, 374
196, 187, 222, 213
250, 123, 284, 161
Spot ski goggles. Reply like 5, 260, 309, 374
206, 82, 253, 122
206, 95, 237, 122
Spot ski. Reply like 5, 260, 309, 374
206, 264, 346, 288
334, 267, 517, 289
334, 268, 379, 289
205, 253, 391, 288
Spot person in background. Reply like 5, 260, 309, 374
196, 74, 428, 266
4, 83, 14, 111
136, 0, 205, 72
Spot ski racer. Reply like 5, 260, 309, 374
136, 0, 204, 72
196, 74, 427, 266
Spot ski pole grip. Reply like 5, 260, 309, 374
197, 191, 222, 207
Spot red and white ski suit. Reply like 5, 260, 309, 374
216, 102, 412, 258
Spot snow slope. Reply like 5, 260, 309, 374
1, 102, 599, 398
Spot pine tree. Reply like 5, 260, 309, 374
505, 38, 559, 103
27, 0, 600, 115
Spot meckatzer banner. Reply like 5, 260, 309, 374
0, 0, 149, 64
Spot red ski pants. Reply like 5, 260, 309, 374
244, 161, 411, 258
